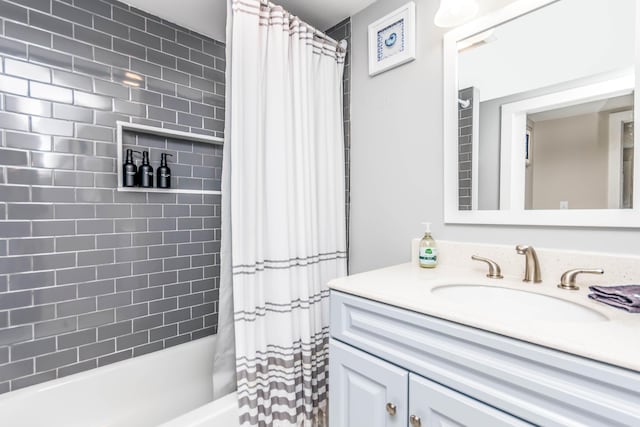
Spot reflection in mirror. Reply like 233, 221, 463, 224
623, 122, 635, 208
455, 0, 636, 211
457, 87, 477, 210
524, 94, 634, 210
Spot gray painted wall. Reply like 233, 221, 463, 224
349, 0, 637, 274
0, 0, 224, 393
477, 94, 502, 210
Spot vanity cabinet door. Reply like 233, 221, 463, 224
408, 374, 533, 427
329, 339, 408, 427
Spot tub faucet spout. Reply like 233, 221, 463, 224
516, 244, 542, 283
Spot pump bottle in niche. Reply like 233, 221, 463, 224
123, 149, 141, 187
157, 153, 173, 189
138, 151, 154, 188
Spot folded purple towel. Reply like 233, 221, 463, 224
589, 285, 640, 313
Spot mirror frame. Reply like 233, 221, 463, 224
443, 0, 640, 227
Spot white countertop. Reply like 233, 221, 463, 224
328, 262, 640, 373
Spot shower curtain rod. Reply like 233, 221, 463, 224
258, 0, 347, 52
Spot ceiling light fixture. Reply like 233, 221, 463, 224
434, 0, 479, 28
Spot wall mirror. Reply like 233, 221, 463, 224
443, 0, 640, 227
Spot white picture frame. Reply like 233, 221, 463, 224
368, 2, 416, 76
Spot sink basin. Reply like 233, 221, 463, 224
431, 285, 608, 322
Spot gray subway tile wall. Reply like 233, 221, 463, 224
0, 0, 224, 393
326, 18, 351, 266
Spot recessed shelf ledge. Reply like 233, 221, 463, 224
116, 121, 223, 195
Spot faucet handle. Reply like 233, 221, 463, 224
558, 268, 604, 291
471, 255, 504, 279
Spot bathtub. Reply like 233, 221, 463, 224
0, 335, 239, 427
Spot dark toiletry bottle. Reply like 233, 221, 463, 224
138, 151, 154, 188
157, 153, 173, 189
122, 149, 140, 187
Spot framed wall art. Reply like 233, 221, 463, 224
368, 2, 416, 76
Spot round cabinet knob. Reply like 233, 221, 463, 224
410, 414, 422, 427
386, 402, 397, 416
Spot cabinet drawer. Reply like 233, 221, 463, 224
330, 291, 640, 427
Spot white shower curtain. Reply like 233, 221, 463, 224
226, 0, 347, 425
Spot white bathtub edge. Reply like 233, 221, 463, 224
157, 392, 239, 427
0, 335, 217, 403
0, 335, 219, 427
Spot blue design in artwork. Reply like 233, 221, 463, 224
385, 32, 397, 47
377, 19, 405, 62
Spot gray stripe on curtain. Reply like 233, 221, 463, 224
234, 293, 330, 321
233, 253, 347, 275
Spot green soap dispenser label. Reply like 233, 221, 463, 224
419, 247, 438, 266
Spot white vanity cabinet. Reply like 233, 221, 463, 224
328, 291, 640, 427
331, 338, 530, 427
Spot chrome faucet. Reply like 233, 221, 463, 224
515, 245, 542, 283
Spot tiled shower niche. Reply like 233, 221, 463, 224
120, 127, 223, 194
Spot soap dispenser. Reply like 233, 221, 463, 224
138, 151, 154, 188
157, 153, 173, 189
418, 222, 438, 268
122, 149, 140, 187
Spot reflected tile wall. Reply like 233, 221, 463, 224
0, 0, 224, 393
458, 87, 474, 211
